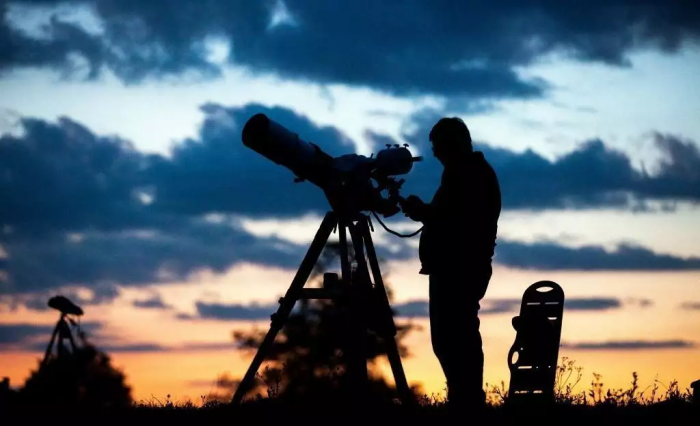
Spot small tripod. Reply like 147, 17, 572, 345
42, 296, 84, 366
230, 210, 415, 406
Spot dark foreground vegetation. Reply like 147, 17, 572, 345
9, 397, 693, 426
2, 358, 697, 425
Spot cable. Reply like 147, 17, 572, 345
371, 211, 423, 238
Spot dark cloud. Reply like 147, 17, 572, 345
564, 298, 622, 311
132, 294, 170, 310
681, 302, 700, 311
194, 301, 280, 321
0, 318, 229, 353
494, 240, 700, 271
0, 217, 305, 295
1, 2, 105, 79
187, 297, 626, 321
398, 110, 700, 211
2, 104, 699, 311
0, 116, 150, 237
0, 107, 341, 299
0, 286, 119, 312
21, 339, 235, 353
145, 102, 355, 219
395, 297, 626, 318
392, 300, 521, 318
0, 321, 102, 349
3, 1, 700, 103
0, 323, 53, 345
0, 104, 413, 305
89, 341, 234, 353
561, 340, 697, 350
92, 343, 165, 353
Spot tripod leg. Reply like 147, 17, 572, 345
65, 321, 78, 353
341, 221, 369, 402
230, 212, 338, 405
357, 218, 415, 406
42, 318, 61, 366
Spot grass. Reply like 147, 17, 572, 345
3, 358, 697, 424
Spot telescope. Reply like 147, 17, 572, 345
48, 295, 84, 317
42, 295, 84, 366
242, 113, 423, 218
232, 113, 423, 406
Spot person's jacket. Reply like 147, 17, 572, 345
418, 150, 501, 275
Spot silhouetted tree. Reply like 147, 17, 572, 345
20, 331, 132, 408
231, 242, 423, 403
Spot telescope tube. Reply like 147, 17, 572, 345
375, 147, 423, 176
242, 113, 335, 188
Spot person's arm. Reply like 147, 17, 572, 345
414, 199, 433, 223
400, 195, 432, 223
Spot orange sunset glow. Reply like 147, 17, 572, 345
2, 260, 699, 402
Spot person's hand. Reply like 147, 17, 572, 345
400, 195, 426, 221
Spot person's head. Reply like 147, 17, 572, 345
429, 117, 473, 166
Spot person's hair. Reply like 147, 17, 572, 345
429, 117, 472, 151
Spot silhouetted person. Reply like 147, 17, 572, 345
400, 117, 501, 411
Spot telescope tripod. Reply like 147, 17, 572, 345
42, 313, 79, 367
230, 211, 415, 406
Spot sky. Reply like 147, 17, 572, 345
1, 0, 700, 403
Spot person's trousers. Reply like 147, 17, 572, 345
428, 266, 491, 408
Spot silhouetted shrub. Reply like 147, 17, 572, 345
20, 338, 132, 408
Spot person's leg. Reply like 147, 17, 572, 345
429, 268, 490, 411
462, 304, 486, 409
461, 265, 492, 409
429, 273, 453, 389
429, 271, 476, 407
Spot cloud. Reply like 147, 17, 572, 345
396, 297, 627, 318
1, 2, 105, 79
0, 319, 235, 353
561, 340, 697, 350
88, 341, 235, 353
144, 102, 355, 220
0, 216, 306, 295
0, 321, 102, 349
0, 319, 231, 354
194, 301, 279, 321
0, 116, 150, 237
2, 105, 699, 311
681, 302, 700, 310
132, 294, 171, 310
91, 343, 165, 353
3, 1, 700, 103
398, 110, 700, 210
494, 240, 700, 271
0, 286, 120, 312
0, 108, 336, 298
0, 323, 53, 345
184, 297, 628, 321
